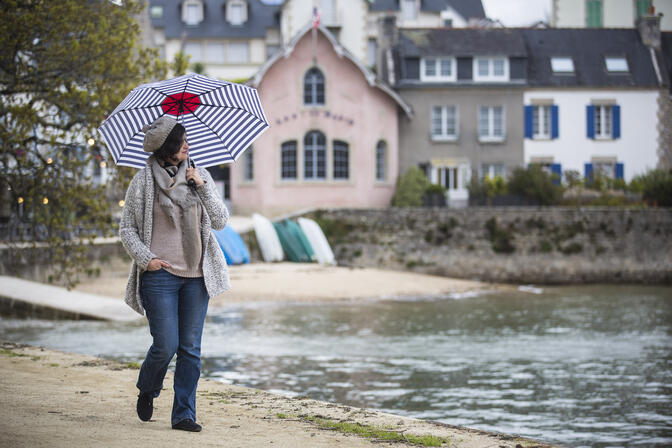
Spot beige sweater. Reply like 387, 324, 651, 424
149, 193, 203, 277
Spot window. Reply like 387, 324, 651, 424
367, 39, 377, 68
205, 42, 226, 64
228, 42, 248, 63
636, 0, 652, 17
586, 160, 624, 180
587, 104, 621, 139
401, 0, 417, 20
228, 3, 244, 25
473, 57, 509, 81
437, 167, 459, 190
551, 57, 575, 74
376, 141, 386, 181
304, 68, 325, 106
150, 6, 163, 18
481, 163, 504, 180
595, 105, 612, 139
586, 0, 602, 28
478, 106, 505, 141
431, 105, 458, 140
605, 57, 629, 73
333, 141, 349, 180
525, 104, 559, 140
184, 42, 202, 62
304, 131, 326, 180
421, 58, 456, 82
443, 18, 453, 27
243, 148, 253, 181
183, 1, 203, 26
281, 141, 297, 179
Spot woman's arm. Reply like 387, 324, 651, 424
195, 167, 229, 231
119, 173, 157, 270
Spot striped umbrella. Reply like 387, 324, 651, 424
98, 73, 269, 169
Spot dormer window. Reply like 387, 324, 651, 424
182, 0, 204, 26
551, 57, 575, 74
473, 57, 509, 82
227, 0, 247, 25
421, 57, 456, 82
150, 5, 163, 18
605, 57, 628, 73
401, 0, 417, 21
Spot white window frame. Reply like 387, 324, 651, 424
533, 105, 551, 140
205, 42, 226, 64
480, 163, 505, 180
605, 56, 629, 73
594, 160, 616, 178
401, 0, 417, 21
473, 57, 509, 82
228, 41, 249, 63
227, 0, 247, 25
183, 0, 203, 26
430, 105, 458, 141
594, 105, 613, 140
150, 5, 163, 18
478, 106, 505, 142
420, 57, 457, 82
551, 57, 575, 74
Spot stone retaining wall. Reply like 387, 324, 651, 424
303, 207, 672, 284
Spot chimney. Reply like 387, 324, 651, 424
376, 15, 398, 83
637, 8, 662, 49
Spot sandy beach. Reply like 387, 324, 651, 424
73, 260, 506, 306
0, 342, 553, 448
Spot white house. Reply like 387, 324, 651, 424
551, 0, 672, 30
522, 27, 664, 182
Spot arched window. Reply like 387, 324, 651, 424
333, 140, 349, 180
304, 131, 326, 179
243, 147, 253, 181
376, 140, 387, 181
280, 141, 297, 179
303, 68, 325, 106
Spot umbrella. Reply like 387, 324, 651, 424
98, 73, 269, 168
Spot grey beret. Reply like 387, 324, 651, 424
142, 116, 178, 153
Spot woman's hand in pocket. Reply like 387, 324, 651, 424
147, 258, 171, 271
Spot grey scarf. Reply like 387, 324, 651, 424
150, 156, 201, 268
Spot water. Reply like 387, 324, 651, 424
1, 285, 671, 447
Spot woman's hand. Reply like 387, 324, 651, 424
186, 167, 205, 187
147, 258, 171, 271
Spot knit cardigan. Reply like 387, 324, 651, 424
119, 158, 230, 315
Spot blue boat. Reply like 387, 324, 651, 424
212, 225, 250, 265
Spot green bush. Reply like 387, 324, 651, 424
629, 169, 672, 207
507, 165, 563, 205
391, 167, 431, 207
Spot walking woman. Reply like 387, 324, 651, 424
119, 115, 230, 432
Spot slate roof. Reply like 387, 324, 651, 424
662, 32, 672, 93
522, 29, 660, 88
369, 0, 485, 18
149, 0, 280, 39
398, 28, 527, 57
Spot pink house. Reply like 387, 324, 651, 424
230, 24, 412, 216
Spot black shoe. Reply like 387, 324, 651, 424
172, 419, 202, 432
136, 392, 153, 422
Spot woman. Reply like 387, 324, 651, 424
119, 115, 230, 432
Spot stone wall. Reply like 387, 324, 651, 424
302, 207, 672, 284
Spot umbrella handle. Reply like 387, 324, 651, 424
188, 158, 196, 188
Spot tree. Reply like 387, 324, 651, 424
0, 0, 166, 285
171, 51, 191, 76
391, 166, 431, 207
507, 165, 563, 206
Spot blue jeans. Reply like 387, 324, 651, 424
137, 269, 210, 425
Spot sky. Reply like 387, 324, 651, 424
481, 0, 552, 26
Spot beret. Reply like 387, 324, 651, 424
142, 116, 178, 153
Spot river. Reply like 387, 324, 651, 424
1, 285, 670, 447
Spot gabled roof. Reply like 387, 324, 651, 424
149, 0, 280, 39
249, 23, 413, 118
370, 0, 485, 18
397, 28, 527, 57
522, 28, 660, 88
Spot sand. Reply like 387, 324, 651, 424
0, 342, 554, 448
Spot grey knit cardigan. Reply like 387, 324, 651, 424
119, 157, 231, 315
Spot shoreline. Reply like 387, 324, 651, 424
0, 342, 557, 448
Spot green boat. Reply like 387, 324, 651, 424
286, 219, 315, 262
273, 219, 313, 262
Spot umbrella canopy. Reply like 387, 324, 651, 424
98, 73, 269, 168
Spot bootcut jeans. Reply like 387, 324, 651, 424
137, 268, 210, 425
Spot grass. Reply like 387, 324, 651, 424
277, 414, 450, 447
125, 361, 141, 369
0, 349, 28, 357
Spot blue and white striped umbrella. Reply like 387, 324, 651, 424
98, 73, 269, 169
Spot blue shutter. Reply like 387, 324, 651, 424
551, 105, 559, 139
587, 105, 595, 139
615, 162, 624, 180
584, 163, 594, 181
524, 105, 534, 139
551, 163, 562, 185
612, 105, 621, 139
